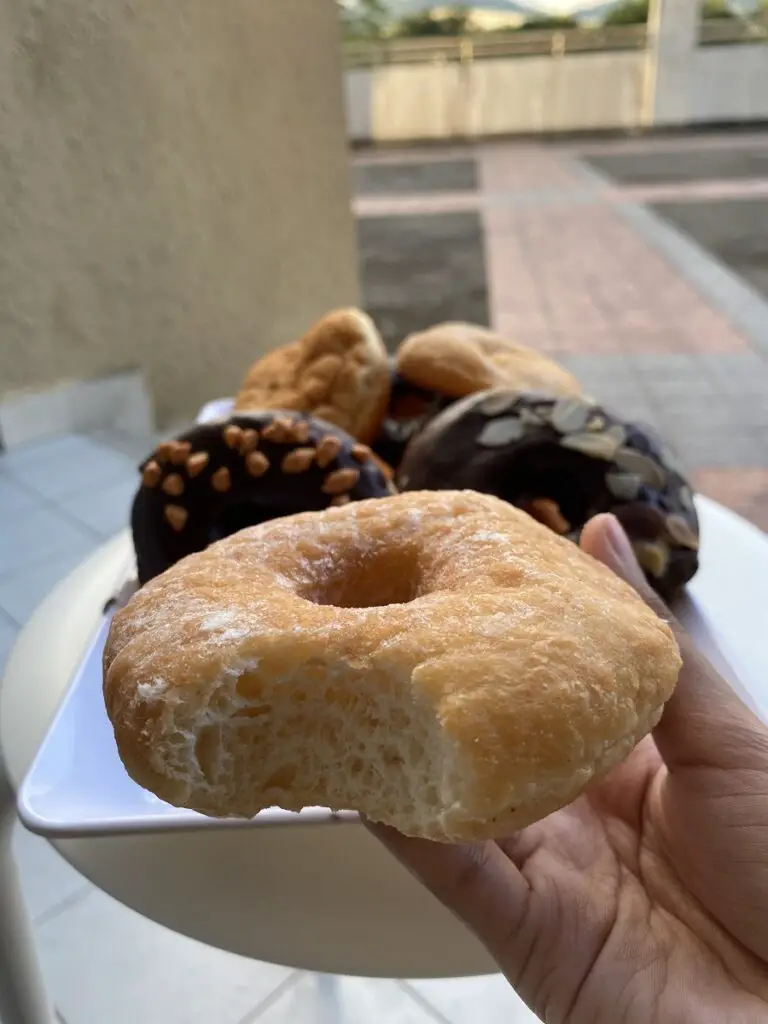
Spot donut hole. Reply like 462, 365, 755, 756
494, 443, 611, 530
301, 543, 422, 609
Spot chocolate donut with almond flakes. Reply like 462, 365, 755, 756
397, 389, 699, 599
132, 412, 396, 585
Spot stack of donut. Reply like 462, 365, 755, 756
131, 310, 699, 598
115, 310, 689, 838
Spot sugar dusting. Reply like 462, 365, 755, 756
137, 677, 168, 700
200, 610, 249, 643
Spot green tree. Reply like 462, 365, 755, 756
701, 0, 735, 16
602, 0, 736, 25
394, 8, 471, 37
602, 0, 649, 25
339, 0, 390, 40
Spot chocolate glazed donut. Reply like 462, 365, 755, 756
132, 412, 396, 584
397, 390, 699, 599
371, 360, 454, 471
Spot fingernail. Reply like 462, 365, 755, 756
604, 514, 637, 569
600, 514, 665, 609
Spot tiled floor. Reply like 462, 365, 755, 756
2, 129, 768, 1023
0, 432, 139, 668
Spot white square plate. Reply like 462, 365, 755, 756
16, 479, 768, 838
17, 612, 357, 836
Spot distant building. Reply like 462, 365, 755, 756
461, 8, 528, 30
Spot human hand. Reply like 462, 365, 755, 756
366, 513, 768, 1023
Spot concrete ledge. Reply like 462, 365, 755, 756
0, 371, 154, 450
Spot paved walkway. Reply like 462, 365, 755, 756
355, 132, 768, 532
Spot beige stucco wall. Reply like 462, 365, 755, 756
0, 0, 359, 426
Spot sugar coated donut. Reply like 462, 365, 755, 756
398, 389, 699, 599
105, 490, 680, 842
234, 308, 391, 444
397, 322, 582, 399
132, 411, 395, 584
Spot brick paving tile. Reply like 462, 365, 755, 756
478, 143, 584, 192
482, 200, 748, 357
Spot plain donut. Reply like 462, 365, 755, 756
104, 490, 680, 842
234, 308, 391, 444
396, 322, 582, 400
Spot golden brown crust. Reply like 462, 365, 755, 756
104, 491, 680, 841
396, 322, 582, 399
234, 309, 391, 443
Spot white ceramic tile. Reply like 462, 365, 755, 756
86, 427, 158, 463
0, 434, 82, 470
3, 434, 136, 501
0, 373, 154, 448
57, 475, 136, 540
12, 823, 92, 923
36, 889, 296, 1024
404, 976, 541, 1024
112, 376, 154, 437
0, 505, 95, 576
0, 384, 75, 448
0, 611, 19, 673
256, 974, 438, 1024
0, 537, 99, 624
67, 380, 121, 435
0, 475, 42, 517
70, 373, 154, 438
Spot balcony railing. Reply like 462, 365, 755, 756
343, 15, 767, 69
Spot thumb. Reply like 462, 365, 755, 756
580, 514, 766, 772
579, 512, 668, 617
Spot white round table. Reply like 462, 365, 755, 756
2, 497, 768, 1023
